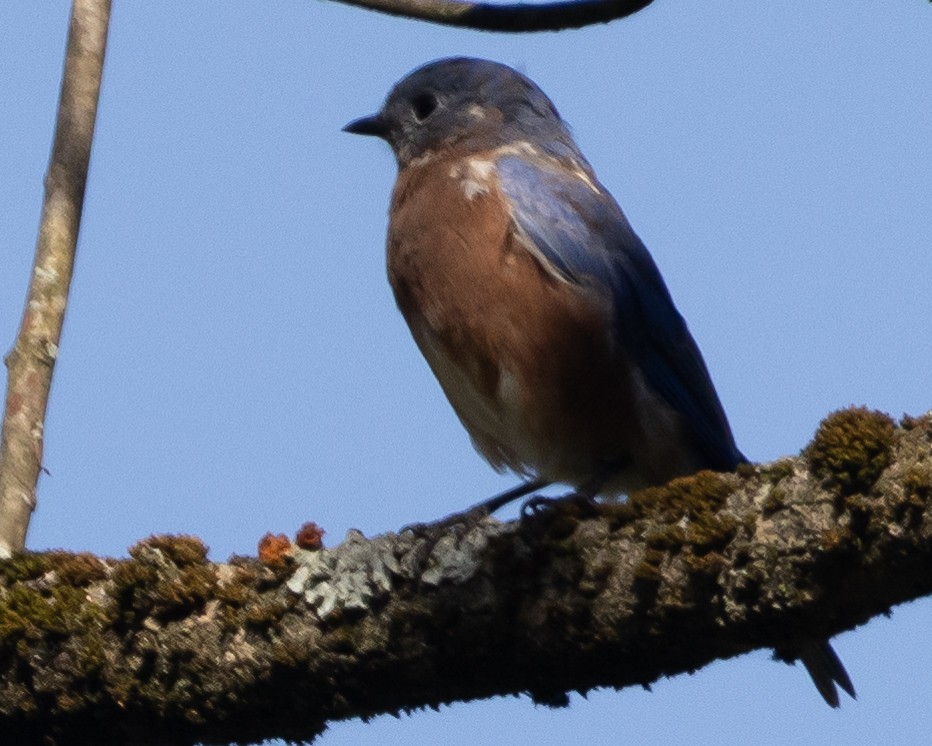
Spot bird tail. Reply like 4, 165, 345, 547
798, 639, 856, 708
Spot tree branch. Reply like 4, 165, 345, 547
0, 408, 929, 745
327, 0, 654, 32
0, 0, 111, 557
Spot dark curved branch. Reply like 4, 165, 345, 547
0, 409, 930, 745
328, 0, 655, 32
0, 0, 111, 557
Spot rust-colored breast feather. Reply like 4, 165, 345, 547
385, 150, 672, 488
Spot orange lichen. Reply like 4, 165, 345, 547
296, 523, 326, 551
258, 534, 293, 567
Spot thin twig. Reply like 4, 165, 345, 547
329, 0, 654, 32
0, 0, 111, 557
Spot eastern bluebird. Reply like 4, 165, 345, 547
345, 56, 854, 707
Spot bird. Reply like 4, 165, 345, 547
344, 56, 855, 707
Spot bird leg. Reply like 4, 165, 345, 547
470, 478, 553, 514
520, 478, 603, 519
400, 478, 551, 539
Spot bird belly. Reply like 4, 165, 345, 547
405, 297, 657, 492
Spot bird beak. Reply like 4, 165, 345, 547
342, 113, 390, 139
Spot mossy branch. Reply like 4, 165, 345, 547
1, 408, 931, 746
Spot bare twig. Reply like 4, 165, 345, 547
328, 0, 654, 32
0, 0, 111, 557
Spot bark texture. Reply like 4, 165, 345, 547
0, 408, 930, 746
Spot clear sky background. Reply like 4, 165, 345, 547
2, 3, 931, 745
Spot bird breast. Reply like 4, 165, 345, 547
385, 151, 651, 486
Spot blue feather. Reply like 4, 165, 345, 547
496, 154, 745, 471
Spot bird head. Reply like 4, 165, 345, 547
344, 57, 579, 166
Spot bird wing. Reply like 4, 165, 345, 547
496, 153, 745, 471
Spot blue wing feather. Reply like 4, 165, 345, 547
496, 154, 745, 471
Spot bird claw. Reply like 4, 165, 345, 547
400, 479, 550, 539
520, 491, 599, 520
520, 494, 563, 517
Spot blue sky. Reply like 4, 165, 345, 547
2, 2, 931, 744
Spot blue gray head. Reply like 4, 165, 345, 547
344, 57, 583, 167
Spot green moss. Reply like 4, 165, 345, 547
107, 561, 160, 629
684, 550, 725, 575
150, 565, 217, 620
129, 535, 209, 566
758, 461, 795, 515
598, 471, 743, 576
0, 585, 67, 640
0, 551, 107, 599
633, 547, 665, 583
805, 407, 895, 496
0, 583, 103, 647
900, 413, 932, 435
762, 459, 796, 485
0, 552, 54, 583
215, 576, 251, 607
243, 594, 292, 630
627, 471, 734, 521
762, 486, 787, 515
897, 463, 932, 526
73, 631, 109, 677
841, 494, 875, 538
110, 537, 216, 624
686, 512, 738, 551
903, 464, 932, 502
643, 525, 686, 550
51, 551, 108, 586
629, 471, 738, 554
213, 568, 275, 633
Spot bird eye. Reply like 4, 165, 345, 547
411, 92, 439, 122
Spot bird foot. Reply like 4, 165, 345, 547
400, 478, 551, 539
520, 491, 600, 520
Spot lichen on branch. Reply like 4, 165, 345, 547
0, 408, 930, 746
